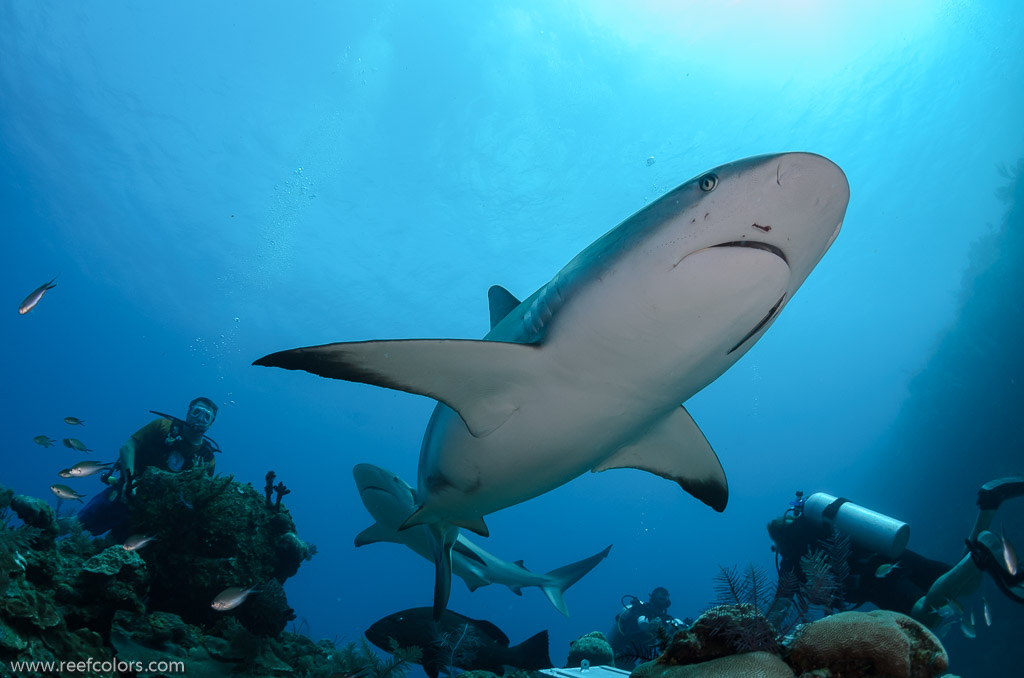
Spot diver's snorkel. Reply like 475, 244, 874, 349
802, 492, 910, 561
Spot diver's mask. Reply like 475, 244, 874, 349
185, 403, 216, 433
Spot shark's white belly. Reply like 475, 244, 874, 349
417, 245, 790, 522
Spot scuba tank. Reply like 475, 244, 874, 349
802, 492, 909, 560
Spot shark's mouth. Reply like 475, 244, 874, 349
711, 240, 788, 266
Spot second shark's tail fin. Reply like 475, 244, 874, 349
539, 544, 613, 617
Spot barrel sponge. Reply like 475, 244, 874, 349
634, 651, 794, 678
786, 610, 948, 678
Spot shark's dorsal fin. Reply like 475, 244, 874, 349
593, 406, 728, 512
487, 285, 522, 330
514, 559, 526, 569
255, 339, 541, 438
353, 522, 402, 547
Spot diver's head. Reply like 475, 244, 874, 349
186, 397, 218, 433
649, 587, 671, 612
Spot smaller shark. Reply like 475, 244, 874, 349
353, 463, 610, 616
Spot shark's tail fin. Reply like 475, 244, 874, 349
506, 629, 552, 671
540, 544, 613, 616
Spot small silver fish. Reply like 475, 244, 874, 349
875, 561, 900, 578
58, 469, 73, 478
211, 585, 258, 611
33, 435, 57, 448
62, 438, 92, 453
64, 417, 85, 426
1002, 528, 1018, 576
18, 275, 58, 315
982, 596, 992, 626
123, 534, 157, 552
63, 460, 113, 477
50, 484, 87, 502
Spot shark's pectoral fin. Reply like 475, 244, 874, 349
254, 339, 540, 437
488, 285, 522, 330
593, 406, 728, 512
353, 522, 402, 547
452, 539, 488, 567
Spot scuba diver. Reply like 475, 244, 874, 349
76, 397, 221, 539
767, 477, 1024, 632
607, 586, 684, 667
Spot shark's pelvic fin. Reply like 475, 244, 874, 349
487, 285, 522, 330
353, 522, 402, 547
593, 407, 728, 512
540, 544, 613, 617
449, 515, 489, 537
254, 339, 541, 437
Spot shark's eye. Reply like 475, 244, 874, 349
699, 173, 719, 192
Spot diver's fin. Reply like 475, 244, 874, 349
431, 526, 457, 621
538, 544, 613, 617
353, 523, 401, 547
254, 339, 541, 437
593, 406, 728, 512
488, 285, 522, 329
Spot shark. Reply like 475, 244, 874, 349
255, 152, 850, 617
353, 462, 611, 616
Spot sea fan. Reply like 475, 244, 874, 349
820, 529, 851, 612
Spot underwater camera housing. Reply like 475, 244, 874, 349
802, 492, 910, 560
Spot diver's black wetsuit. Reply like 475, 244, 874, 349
767, 515, 951, 615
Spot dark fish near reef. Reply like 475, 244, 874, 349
61, 460, 113, 477
34, 435, 57, 448
62, 438, 92, 453
365, 607, 550, 678
18, 275, 58, 314
50, 484, 87, 502
64, 416, 85, 425
211, 585, 258, 611
123, 534, 157, 552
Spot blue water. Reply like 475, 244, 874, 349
3, 1, 1022, 673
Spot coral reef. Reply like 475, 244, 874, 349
786, 610, 948, 678
634, 651, 795, 678
126, 466, 316, 634
0, 477, 337, 677
566, 631, 614, 668
635, 609, 950, 678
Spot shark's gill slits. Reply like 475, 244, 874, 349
727, 294, 786, 355
712, 240, 788, 266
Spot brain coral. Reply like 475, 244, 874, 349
786, 610, 948, 678
634, 650, 794, 678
